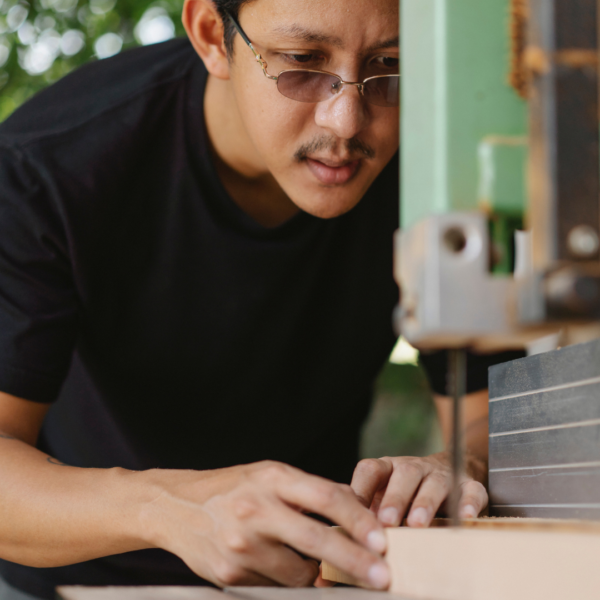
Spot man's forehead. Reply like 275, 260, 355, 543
270, 24, 399, 52
241, 0, 399, 50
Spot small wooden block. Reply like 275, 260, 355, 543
321, 518, 600, 600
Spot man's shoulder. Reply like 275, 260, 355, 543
0, 38, 201, 147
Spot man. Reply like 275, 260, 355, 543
0, 0, 516, 598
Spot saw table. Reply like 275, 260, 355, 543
57, 587, 400, 600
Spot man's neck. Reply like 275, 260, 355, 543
204, 74, 300, 228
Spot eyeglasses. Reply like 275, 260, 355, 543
225, 11, 400, 108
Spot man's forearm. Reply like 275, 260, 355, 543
0, 432, 158, 567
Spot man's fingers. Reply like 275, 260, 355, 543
245, 542, 320, 587
369, 487, 385, 516
350, 458, 393, 510
262, 509, 390, 590
375, 461, 427, 527
405, 472, 450, 527
458, 479, 488, 519
274, 466, 387, 555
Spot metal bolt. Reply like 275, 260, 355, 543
443, 227, 467, 254
567, 225, 600, 258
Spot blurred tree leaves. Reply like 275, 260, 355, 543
0, 0, 185, 121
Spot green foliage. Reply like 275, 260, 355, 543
0, 0, 185, 121
360, 362, 440, 459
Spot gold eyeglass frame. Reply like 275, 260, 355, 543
224, 10, 400, 106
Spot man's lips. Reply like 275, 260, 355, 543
305, 157, 361, 185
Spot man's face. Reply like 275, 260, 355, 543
226, 0, 399, 219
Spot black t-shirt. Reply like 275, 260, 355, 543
0, 38, 523, 598
0, 38, 400, 597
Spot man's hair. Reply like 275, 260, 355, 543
213, 0, 253, 55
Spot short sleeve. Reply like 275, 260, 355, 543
419, 348, 527, 395
0, 143, 78, 402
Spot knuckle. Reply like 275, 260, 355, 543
355, 458, 383, 478
299, 526, 324, 555
397, 461, 423, 479
338, 483, 353, 495
429, 470, 450, 487
224, 531, 251, 554
233, 496, 260, 520
310, 482, 340, 509
213, 561, 246, 586
255, 460, 288, 483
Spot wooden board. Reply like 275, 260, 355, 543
488, 337, 600, 518
321, 520, 600, 600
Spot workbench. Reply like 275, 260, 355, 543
57, 586, 399, 600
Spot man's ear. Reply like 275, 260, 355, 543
182, 0, 230, 79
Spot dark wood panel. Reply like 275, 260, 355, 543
490, 505, 600, 519
489, 381, 600, 434
488, 338, 600, 399
489, 422, 600, 470
489, 464, 600, 505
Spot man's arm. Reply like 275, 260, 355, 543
0, 391, 391, 589
350, 389, 489, 527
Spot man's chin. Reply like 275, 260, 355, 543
290, 190, 364, 220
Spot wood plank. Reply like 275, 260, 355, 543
57, 587, 228, 600
322, 522, 600, 600
386, 526, 600, 600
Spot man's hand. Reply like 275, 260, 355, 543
139, 461, 390, 589
350, 452, 488, 527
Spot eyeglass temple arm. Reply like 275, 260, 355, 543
223, 9, 278, 80
225, 10, 256, 54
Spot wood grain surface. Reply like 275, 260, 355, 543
321, 520, 600, 600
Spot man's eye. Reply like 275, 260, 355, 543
374, 56, 399, 69
284, 54, 319, 65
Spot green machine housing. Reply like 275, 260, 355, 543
396, 0, 600, 350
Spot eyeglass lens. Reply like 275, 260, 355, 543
276, 71, 399, 107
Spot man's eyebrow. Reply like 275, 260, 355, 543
271, 24, 344, 48
365, 36, 400, 53
269, 26, 399, 54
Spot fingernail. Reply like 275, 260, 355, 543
409, 507, 429, 527
366, 529, 387, 553
462, 504, 477, 519
368, 562, 390, 589
379, 506, 399, 526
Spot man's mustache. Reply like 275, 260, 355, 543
294, 135, 376, 162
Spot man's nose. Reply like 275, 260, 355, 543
314, 85, 370, 140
